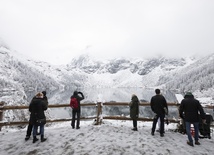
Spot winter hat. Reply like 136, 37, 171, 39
185, 92, 193, 96
42, 91, 46, 96
73, 91, 78, 96
184, 92, 194, 98
132, 94, 136, 98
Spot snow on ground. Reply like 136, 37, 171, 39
0, 120, 214, 155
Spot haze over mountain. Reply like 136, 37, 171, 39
1, 41, 214, 98
1, 41, 214, 122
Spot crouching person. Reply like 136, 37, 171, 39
29, 92, 48, 143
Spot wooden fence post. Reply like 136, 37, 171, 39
95, 102, 102, 125
0, 101, 5, 131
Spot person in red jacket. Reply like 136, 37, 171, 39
70, 91, 84, 129
179, 92, 206, 146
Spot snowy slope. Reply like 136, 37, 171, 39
161, 53, 214, 98
0, 120, 214, 155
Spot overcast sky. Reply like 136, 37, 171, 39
1, 0, 214, 65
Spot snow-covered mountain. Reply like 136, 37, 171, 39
0, 42, 214, 100
1, 42, 213, 98
66, 53, 196, 88
1, 40, 214, 122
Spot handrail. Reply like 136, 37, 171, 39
0, 101, 213, 130
0, 103, 97, 110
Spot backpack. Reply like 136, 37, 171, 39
70, 97, 78, 109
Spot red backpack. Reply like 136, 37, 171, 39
70, 97, 78, 109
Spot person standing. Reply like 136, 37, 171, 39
70, 91, 84, 129
179, 92, 206, 146
25, 91, 48, 140
129, 94, 139, 131
150, 89, 168, 137
42, 91, 49, 106
29, 92, 48, 143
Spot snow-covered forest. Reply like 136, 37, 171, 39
160, 53, 214, 98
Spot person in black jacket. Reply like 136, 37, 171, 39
25, 91, 48, 140
70, 91, 84, 129
179, 92, 206, 146
150, 89, 168, 137
29, 92, 48, 143
129, 94, 139, 131
42, 91, 49, 106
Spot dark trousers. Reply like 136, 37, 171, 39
26, 123, 33, 137
133, 119, 137, 128
71, 110, 80, 128
152, 114, 165, 134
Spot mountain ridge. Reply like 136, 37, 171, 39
1, 44, 213, 98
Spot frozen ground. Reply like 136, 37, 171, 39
0, 120, 214, 155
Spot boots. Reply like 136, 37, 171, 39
41, 135, 47, 142
33, 136, 39, 143
25, 135, 30, 141
132, 127, 138, 131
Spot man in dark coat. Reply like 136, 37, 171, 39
29, 92, 48, 143
150, 89, 168, 137
70, 91, 84, 129
129, 94, 139, 131
179, 92, 206, 146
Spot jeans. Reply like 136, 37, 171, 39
185, 122, 199, 143
152, 114, 165, 134
33, 125, 44, 136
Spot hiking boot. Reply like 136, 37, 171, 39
160, 134, 164, 137
71, 124, 75, 129
76, 127, 80, 129
132, 128, 138, 131
33, 137, 39, 143
25, 136, 30, 141
195, 141, 200, 145
41, 138, 47, 142
41, 135, 47, 142
151, 132, 154, 136
187, 141, 194, 147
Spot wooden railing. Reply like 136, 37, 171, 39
0, 101, 213, 131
